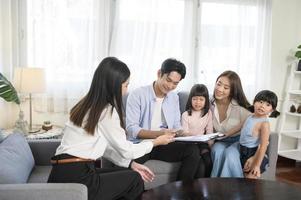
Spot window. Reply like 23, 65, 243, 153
19, 0, 271, 112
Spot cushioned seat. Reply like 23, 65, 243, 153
27, 166, 52, 183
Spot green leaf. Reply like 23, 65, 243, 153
295, 51, 301, 59
297, 44, 301, 49
0, 73, 20, 104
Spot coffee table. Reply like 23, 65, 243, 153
142, 178, 301, 200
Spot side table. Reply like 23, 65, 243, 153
2, 125, 63, 140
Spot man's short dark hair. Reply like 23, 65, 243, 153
160, 58, 186, 80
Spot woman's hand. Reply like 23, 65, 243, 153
130, 161, 155, 182
153, 133, 175, 146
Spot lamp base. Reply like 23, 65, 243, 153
28, 128, 40, 133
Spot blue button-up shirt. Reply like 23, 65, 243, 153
126, 84, 182, 141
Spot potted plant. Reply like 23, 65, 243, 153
295, 44, 301, 71
0, 73, 20, 104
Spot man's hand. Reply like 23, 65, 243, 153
130, 161, 155, 182
173, 129, 185, 137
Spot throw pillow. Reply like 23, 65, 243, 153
0, 129, 4, 143
0, 133, 35, 184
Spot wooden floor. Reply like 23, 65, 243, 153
276, 156, 301, 188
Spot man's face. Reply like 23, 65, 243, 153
156, 71, 182, 95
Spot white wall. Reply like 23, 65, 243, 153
271, 0, 301, 96
269, 0, 301, 131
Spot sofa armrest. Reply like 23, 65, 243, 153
0, 183, 87, 200
267, 132, 278, 176
28, 139, 61, 166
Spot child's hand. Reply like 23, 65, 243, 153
243, 157, 254, 172
207, 140, 214, 147
251, 166, 261, 178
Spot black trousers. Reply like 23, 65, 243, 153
197, 142, 213, 177
48, 154, 143, 200
135, 142, 203, 181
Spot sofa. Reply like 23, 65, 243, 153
0, 91, 279, 199
0, 134, 87, 200
103, 91, 279, 189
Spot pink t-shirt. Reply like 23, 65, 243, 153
181, 110, 213, 136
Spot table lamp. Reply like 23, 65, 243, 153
14, 68, 46, 133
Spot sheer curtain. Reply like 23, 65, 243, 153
22, 0, 271, 115
197, 0, 272, 99
0, 0, 19, 127
25, 0, 113, 113
109, 0, 196, 91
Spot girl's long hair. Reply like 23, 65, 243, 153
70, 57, 130, 135
186, 84, 210, 117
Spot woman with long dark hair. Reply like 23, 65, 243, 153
210, 70, 251, 177
48, 57, 174, 200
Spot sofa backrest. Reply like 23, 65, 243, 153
122, 91, 189, 115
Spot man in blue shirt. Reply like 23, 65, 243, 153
126, 58, 204, 181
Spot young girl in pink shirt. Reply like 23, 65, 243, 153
181, 84, 213, 177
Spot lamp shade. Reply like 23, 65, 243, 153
14, 68, 46, 93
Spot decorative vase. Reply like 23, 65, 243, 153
297, 105, 301, 114
290, 105, 296, 113
298, 60, 301, 71
42, 121, 53, 131
14, 110, 29, 135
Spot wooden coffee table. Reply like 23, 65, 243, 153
142, 178, 301, 200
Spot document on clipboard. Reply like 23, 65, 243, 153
174, 132, 225, 142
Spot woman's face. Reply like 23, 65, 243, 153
214, 76, 231, 100
121, 78, 130, 96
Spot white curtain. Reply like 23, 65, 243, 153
197, 0, 272, 100
20, 0, 271, 114
25, 0, 113, 113
0, 0, 19, 127
109, 0, 196, 91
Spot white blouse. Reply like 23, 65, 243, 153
212, 100, 250, 136
56, 105, 153, 167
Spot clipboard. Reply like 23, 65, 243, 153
174, 132, 225, 142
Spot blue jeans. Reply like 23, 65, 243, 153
210, 136, 244, 177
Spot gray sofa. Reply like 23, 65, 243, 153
0, 91, 279, 200
103, 91, 279, 189
0, 136, 87, 200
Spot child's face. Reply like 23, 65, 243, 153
254, 100, 273, 116
191, 96, 206, 111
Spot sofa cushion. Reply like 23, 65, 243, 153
144, 160, 180, 174
0, 129, 4, 143
27, 166, 52, 183
0, 133, 35, 184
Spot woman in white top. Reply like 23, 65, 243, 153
48, 57, 174, 200
210, 71, 251, 177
